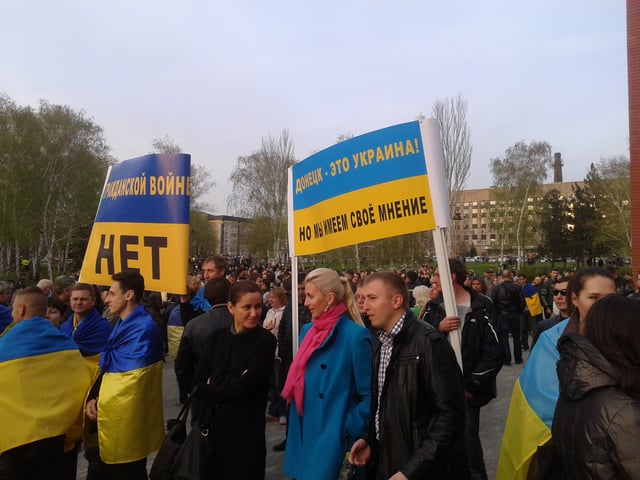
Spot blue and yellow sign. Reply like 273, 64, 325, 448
289, 121, 436, 256
80, 154, 190, 293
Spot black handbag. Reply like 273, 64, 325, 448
149, 394, 213, 480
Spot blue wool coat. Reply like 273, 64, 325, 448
284, 314, 372, 480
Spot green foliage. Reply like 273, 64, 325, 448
490, 140, 551, 263
584, 158, 631, 256
0, 95, 113, 278
538, 189, 572, 260
190, 210, 217, 258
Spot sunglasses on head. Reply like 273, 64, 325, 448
552, 289, 568, 296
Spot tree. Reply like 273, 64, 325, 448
151, 135, 215, 211
0, 95, 113, 279
227, 129, 296, 262
432, 95, 472, 253
490, 140, 551, 268
151, 135, 217, 255
569, 182, 599, 267
432, 95, 472, 206
584, 157, 631, 257
538, 188, 572, 262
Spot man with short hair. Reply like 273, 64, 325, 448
60, 283, 112, 370
350, 272, 467, 479
202, 255, 227, 282
85, 272, 164, 480
175, 277, 233, 423
491, 270, 525, 365
0, 287, 91, 479
533, 276, 572, 345
53, 275, 76, 320
423, 259, 502, 480
0, 282, 12, 334
179, 255, 228, 324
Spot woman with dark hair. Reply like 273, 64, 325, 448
194, 280, 277, 479
498, 267, 617, 479
552, 295, 640, 478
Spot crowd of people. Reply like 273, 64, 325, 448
0, 255, 639, 479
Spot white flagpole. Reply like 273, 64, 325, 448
287, 167, 300, 355
420, 118, 463, 369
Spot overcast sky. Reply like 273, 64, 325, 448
2, 0, 628, 214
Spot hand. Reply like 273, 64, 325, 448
86, 399, 98, 421
438, 316, 461, 333
349, 439, 371, 467
389, 472, 409, 480
464, 390, 474, 402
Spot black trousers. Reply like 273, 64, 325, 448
465, 405, 488, 480
85, 447, 147, 480
498, 312, 522, 364
0, 435, 65, 480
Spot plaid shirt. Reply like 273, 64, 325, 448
375, 313, 406, 439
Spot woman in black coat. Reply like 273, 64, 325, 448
195, 280, 277, 479
552, 295, 640, 479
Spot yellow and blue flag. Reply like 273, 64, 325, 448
0, 317, 92, 455
79, 153, 191, 294
289, 121, 437, 256
97, 305, 164, 463
497, 319, 569, 479
522, 283, 543, 318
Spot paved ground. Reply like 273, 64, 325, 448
77, 351, 528, 479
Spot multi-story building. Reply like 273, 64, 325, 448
451, 180, 581, 257
206, 214, 252, 256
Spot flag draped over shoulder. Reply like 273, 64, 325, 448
98, 305, 164, 464
497, 319, 569, 479
0, 318, 92, 455
522, 283, 543, 317
60, 308, 112, 358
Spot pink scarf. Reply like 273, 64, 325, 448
281, 303, 346, 415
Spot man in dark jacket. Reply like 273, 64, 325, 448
423, 259, 503, 480
175, 277, 232, 424
490, 270, 525, 365
350, 272, 468, 480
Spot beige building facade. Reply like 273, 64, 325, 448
207, 214, 252, 256
451, 181, 580, 257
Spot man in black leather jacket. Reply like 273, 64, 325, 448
350, 272, 468, 480
490, 270, 525, 365
422, 259, 503, 480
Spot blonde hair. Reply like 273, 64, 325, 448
412, 285, 430, 311
304, 268, 363, 326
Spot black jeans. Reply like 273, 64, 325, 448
498, 312, 522, 364
85, 447, 147, 480
0, 435, 65, 480
465, 405, 488, 480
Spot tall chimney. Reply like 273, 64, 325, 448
553, 152, 563, 183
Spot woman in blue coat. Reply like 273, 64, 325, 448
282, 268, 371, 480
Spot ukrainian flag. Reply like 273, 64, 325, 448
0, 318, 92, 455
497, 319, 569, 479
97, 305, 165, 464
522, 283, 543, 318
